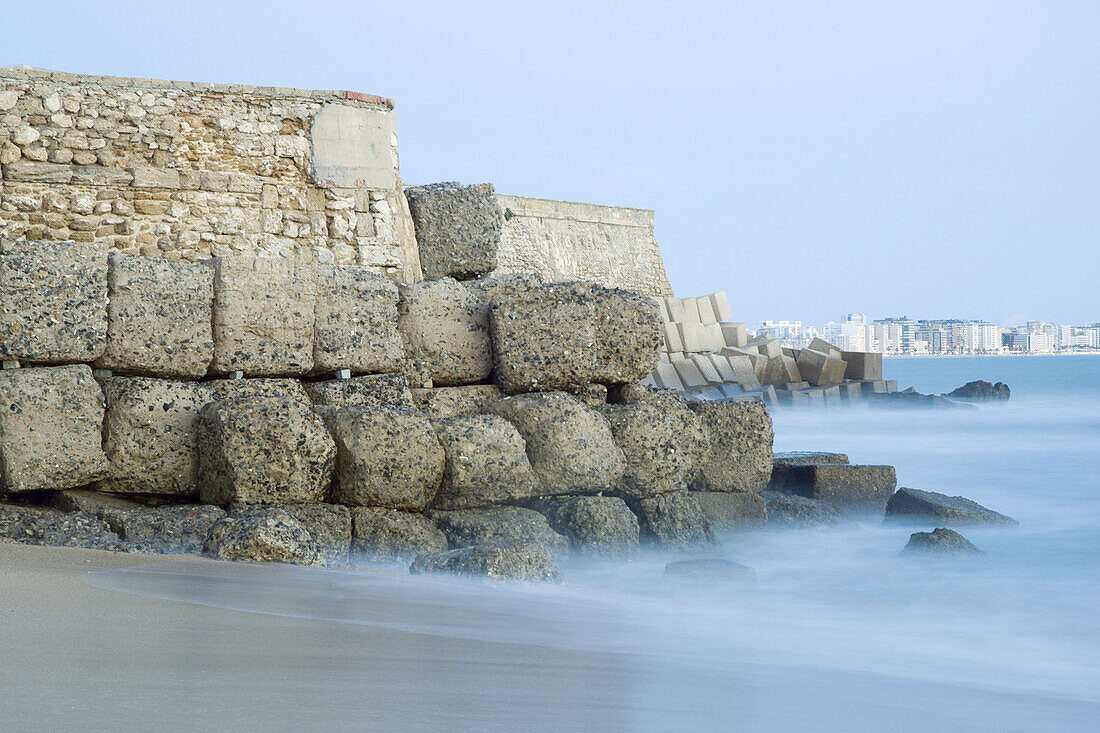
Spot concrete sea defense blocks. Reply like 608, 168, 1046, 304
842, 351, 883, 381
410, 384, 504, 419
770, 464, 897, 513
305, 374, 415, 409
430, 506, 568, 552
527, 496, 640, 556
796, 348, 847, 387
313, 265, 405, 375
689, 401, 774, 493
398, 278, 493, 387
0, 239, 107, 363
350, 507, 448, 560
404, 182, 502, 281
597, 402, 690, 499
430, 414, 539, 510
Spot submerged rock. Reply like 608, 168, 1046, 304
866, 390, 976, 410
692, 492, 767, 530
762, 492, 851, 528
633, 491, 718, 548
904, 527, 983, 555
203, 508, 322, 566
886, 487, 1017, 525
410, 540, 561, 583
664, 559, 756, 583
947, 380, 1010, 402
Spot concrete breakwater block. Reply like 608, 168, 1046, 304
489, 392, 625, 496
410, 384, 504, 419
350, 507, 448, 560
613, 385, 711, 489
99, 504, 226, 554
203, 507, 322, 566
526, 496, 640, 557
763, 355, 801, 386
207, 376, 312, 403
796, 348, 847, 387
410, 539, 562, 583
631, 490, 718, 548
305, 373, 415, 409
885, 487, 1017, 525
280, 504, 352, 561
430, 414, 538, 510
692, 491, 767, 530
325, 405, 444, 510
211, 256, 316, 376
96, 253, 213, 379
198, 396, 336, 506
398, 278, 493, 387
762, 492, 851, 528
0, 365, 109, 493
430, 506, 568, 552
97, 376, 213, 497
689, 401, 774, 494
597, 402, 690, 499
842, 351, 882, 381
1, 239, 107, 363
313, 265, 405, 375
773, 451, 849, 465
404, 182, 502, 281
769, 464, 897, 513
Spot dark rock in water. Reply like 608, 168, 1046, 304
0, 504, 124, 550
410, 540, 561, 583
99, 505, 226, 554
664, 559, 756, 583
904, 527, 983, 555
526, 496, 639, 557
886, 487, 1017, 525
772, 451, 849, 466
430, 506, 568, 553
692, 492, 767, 530
867, 390, 976, 410
768, 463, 896, 513
947, 380, 1010, 402
203, 507, 322, 566
762, 492, 851, 528
350, 507, 448, 561
632, 491, 719, 548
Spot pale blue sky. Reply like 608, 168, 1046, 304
5, 1, 1097, 326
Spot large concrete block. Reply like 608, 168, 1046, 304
409, 384, 503, 419
325, 405, 444, 510
808, 338, 843, 360
313, 264, 404, 375
597, 402, 690, 500
198, 396, 336, 506
664, 297, 691, 323
689, 355, 724, 385
663, 322, 683, 352
796, 348, 847, 387
97, 253, 213, 378
527, 496, 639, 557
281, 503, 352, 561
708, 291, 734, 322
750, 338, 783, 358
612, 385, 711, 488
692, 296, 720, 324
207, 377, 311, 404
202, 507, 321, 566
211, 256, 316, 376
722, 347, 767, 382
404, 182, 502, 280
653, 362, 685, 391
672, 358, 708, 389
632, 491, 718, 548
0, 365, 108, 493
763, 355, 801, 386
489, 392, 625, 496
305, 374, 415, 409
431, 414, 538, 510
350, 507, 447, 560
721, 322, 747, 348
0, 239, 107, 363
490, 282, 661, 393
693, 491, 767, 530
769, 464, 897, 513
689, 401, 774, 493
430, 506, 568, 552
398, 278, 492, 387
707, 354, 739, 383
842, 351, 883, 381
838, 381, 864, 401
97, 377, 214, 497
720, 354, 761, 389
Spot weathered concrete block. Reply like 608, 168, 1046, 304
350, 507, 447, 560
723, 347, 768, 382
97, 377, 213, 497
98, 504, 226, 554
281, 503, 352, 561
708, 291, 734, 322
410, 539, 561, 582
97, 253, 213, 378
211, 256, 316, 376
398, 278, 492, 386
808, 338, 843, 359
769, 464, 897, 513
0, 365, 108, 493
431, 414, 538, 510
672, 358, 708, 388
633, 491, 718, 548
463, 273, 543, 305
490, 282, 661, 393
207, 377, 311, 403
773, 451, 849, 466
527, 496, 639, 556
721, 322, 747, 348
690, 354, 724, 385
677, 322, 724, 353
305, 374, 415, 409
664, 297, 691, 323
692, 296, 720, 324
653, 362, 685, 391
1, 239, 107, 363
838, 382, 864, 401
763, 355, 801, 386
326, 405, 444, 510
198, 396, 336, 506
750, 338, 783, 358
0, 505, 121, 550
404, 182, 502, 280
707, 354, 739, 383
689, 401, 774, 493
862, 379, 889, 393
488, 392, 625, 496
693, 491, 767, 530
431, 506, 568, 552
597, 402, 690, 499
763, 492, 850, 528
612, 385, 711, 489
663, 322, 683, 352
842, 351, 883, 381
796, 349, 847, 387
313, 264, 405, 375
721, 352, 763, 389
410, 384, 504, 419
203, 507, 321, 565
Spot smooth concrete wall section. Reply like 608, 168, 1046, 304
494, 194, 673, 297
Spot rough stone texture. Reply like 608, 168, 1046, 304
689, 401, 774, 494
842, 351, 883, 381
203, 507, 322, 566
0, 239, 107, 363
96, 252, 213, 378
526, 496, 639, 556
796, 349, 847, 387
463, 272, 543, 306
405, 182, 502, 281
947, 380, 1011, 402
633, 491, 718, 548
281, 503, 352, 561
410, 384, 503, 419
305, 374, 415, 409
885, 487, 1017, 525
692, 492, 767, 530
572, 383, 609, 408
488, 392, 625, 496
904, 527, 983, 555
47, 489, 142, 514
773, 451, 849, 466
430, 507, 568, 552
211, 255, 316, 376
430, 414, 538, 510
97, 377, 213, 496
494, 194, 673, 297
349, 507, 447, 560
597, 402, 689, 499
769, 464, 897, 513
762, 355, 801, 386
312, 264, 404, 374
98, 504, 226, 553
410, 539, 561, 583
0, 365, 108, 493
611, 384, 710, 488
197, 396, 336, 506
206, 377, 311, 403
490, 281, 662, 393
0, 504, 121, 550
398, 278, 492, 386
762, 492, 851, 528
664, 559, 755, 583
325, 405, 444, 510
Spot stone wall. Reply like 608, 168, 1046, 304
0, 67, 422, 282
493, 194, 673, 297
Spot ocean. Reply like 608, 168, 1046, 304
56, 356, 1100, 730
